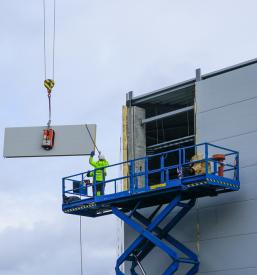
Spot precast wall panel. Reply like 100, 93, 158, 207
195, 63, 257, 274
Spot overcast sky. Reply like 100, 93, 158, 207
0, 1, 257, 274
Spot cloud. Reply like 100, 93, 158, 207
1, 0, 257, 274
0, 209, 116, 275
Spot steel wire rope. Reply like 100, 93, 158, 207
47, 94, 52, 127
43, 2, 85, 275
43, 0, 46, 79
52, 0, 56, 79
43, 0, 56, 79
196, 199, 201, 257
43, 0, 56, 127
79, 216, 84, 275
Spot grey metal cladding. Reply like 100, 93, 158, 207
199, 167, 257, 208
213, 132, 257, 167
199, 199, 257, 240
196, 62, 257, 113
123, 59, 257, 275
199, 267, 257, 275
132, 58, 257, 107
196, 61, 257, 274
197, 97, 257, 142
198, 233, 257, 272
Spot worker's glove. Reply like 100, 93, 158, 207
90, 151, 95, 157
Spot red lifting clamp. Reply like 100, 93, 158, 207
42, 128, 55, 150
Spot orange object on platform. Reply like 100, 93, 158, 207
212, 154, 225, 161
212, 154, 226, 176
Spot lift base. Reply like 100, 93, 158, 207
112, 194, 199, 275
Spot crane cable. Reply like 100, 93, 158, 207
79, 216, 84, 275
43, 0, 56, 128
43, 2, 84, 274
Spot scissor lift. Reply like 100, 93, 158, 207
62, 143, 240, 274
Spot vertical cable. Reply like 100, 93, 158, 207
43, 0, 56, 80
196, 199, 200, 258
47, 93, 52, 127
79, 216, 84, 275
52, 0, 56, 79
43, 0, 46, 79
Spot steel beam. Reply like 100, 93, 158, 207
147, 135, 195, 150
141, 106, 194, 125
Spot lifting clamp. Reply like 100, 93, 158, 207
42, 79, 55, 150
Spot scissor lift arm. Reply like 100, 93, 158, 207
62, 143, 240, 274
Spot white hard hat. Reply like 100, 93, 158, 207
99, 154, 105, 160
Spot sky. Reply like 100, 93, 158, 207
0, 0, 257, 274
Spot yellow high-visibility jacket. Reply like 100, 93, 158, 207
89, 157, 109, 181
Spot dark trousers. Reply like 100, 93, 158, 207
95, 181, 104, 196
182, 167, 195, 177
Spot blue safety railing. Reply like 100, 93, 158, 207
62, 143, 239, 201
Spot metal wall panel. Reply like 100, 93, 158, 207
195, 62, 257, 274
197, 97, 257, 142
199, 199, 257, 240
197, 63, 257, 113
199, 167, 257, 208
212, 132, 257, 167
199, 267, 257, 275
198, 233, 257, 272
123, 62, 257, 275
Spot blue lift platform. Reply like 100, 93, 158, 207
62, 143, 240, 275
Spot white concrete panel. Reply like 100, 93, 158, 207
198, 233, 257, 273
196, 63, 257, 113
3, 124, 96, 157
197, 97, 257, 142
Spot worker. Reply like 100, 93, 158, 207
190, 153, 211, 175
88, 151, 109, 196
181, 153, 211, 177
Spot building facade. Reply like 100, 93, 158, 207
121, 58, 257, 274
